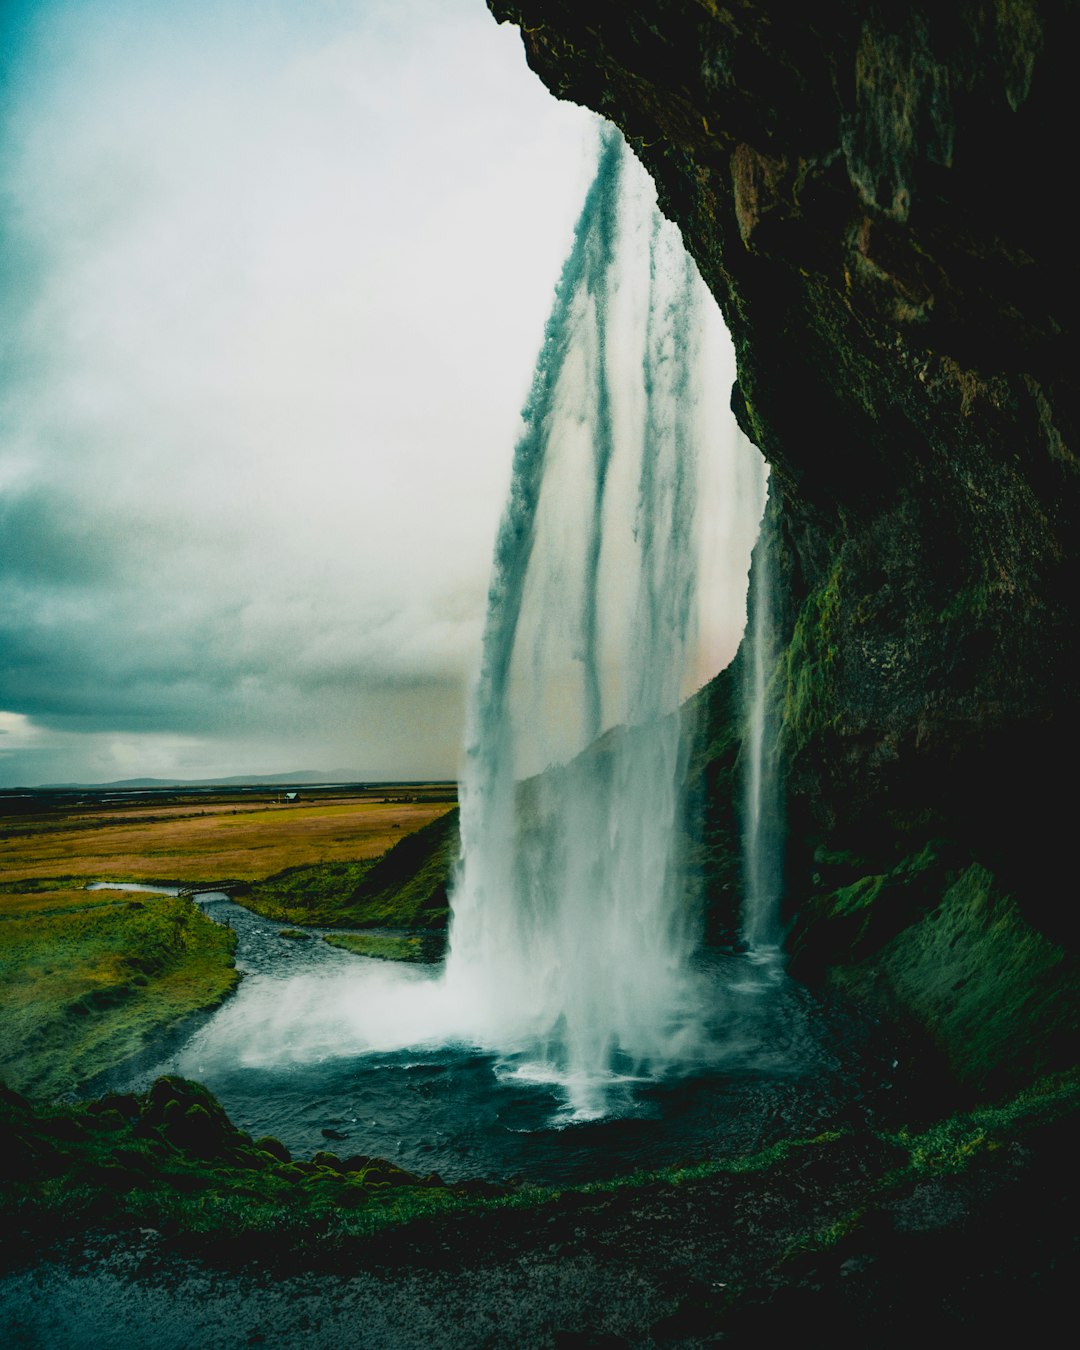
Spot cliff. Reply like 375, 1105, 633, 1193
490, 0, 1079, 1092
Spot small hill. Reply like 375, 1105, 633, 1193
346, 809, 460, 930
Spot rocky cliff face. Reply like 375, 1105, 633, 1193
490, 0, 1079, 1089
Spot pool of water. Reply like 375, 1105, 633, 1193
97, 889, 909, 1185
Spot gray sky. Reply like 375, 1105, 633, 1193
0, 0, 748, 788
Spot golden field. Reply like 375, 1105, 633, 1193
1, 788, 455, 885
0, 785, 456, 1099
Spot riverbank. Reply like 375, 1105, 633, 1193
0, 883, 239, 1100
2, 1070, 1076, 1345
232, 809, 457, 933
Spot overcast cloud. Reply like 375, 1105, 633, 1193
0, 0, 747, 788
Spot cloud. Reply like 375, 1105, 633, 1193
0, 2, 760, 791
0, 0, 597, 784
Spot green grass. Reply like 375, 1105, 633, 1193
322, 932, 434, 963
0, 887, 238, 1100
233, 860, 378, 926
342, 808, 459, 927
777, 1067, 1080, 1263
237, 809, 459, 930
0, 1076, 487, 1245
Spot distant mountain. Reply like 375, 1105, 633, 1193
34, 770, 369, 790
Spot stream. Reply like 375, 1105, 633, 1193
93, 886, 911, 1186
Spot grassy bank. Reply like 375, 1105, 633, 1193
0, 884, 238, 1100
236, 809, 459, 931
323, 932, 435, 962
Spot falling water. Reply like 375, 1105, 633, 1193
740, 474, 785, 952
443, 128, 741, 1117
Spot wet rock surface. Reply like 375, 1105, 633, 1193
491, 0, 1080, 949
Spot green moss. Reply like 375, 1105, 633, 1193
253, 1136, 290, 1164
322, 932, 434, 963
777, 1070, 1080, 1263
235, 860, 377, 927
799, 846, 1079, 1090
936, 581, 993, 623
0, 1076, 492, 1243
827, 873, 886, 917
783, 1207, 866, 1261
782, 556, 842, 751
4, 1069, 1076, 1252
682, 665, 743, 942
344, 809, 459, 929
794, 841, 946, 964
868, 864, 1080, 1089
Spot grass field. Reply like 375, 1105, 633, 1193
0, 785, 456, 1100
1, 789, 456, 886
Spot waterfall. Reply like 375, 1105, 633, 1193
740, 473, 785, 952
443, 127, 732, 1118
150, 128, 777, 1134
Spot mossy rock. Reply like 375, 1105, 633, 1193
165, 1104, 220, 1156
802, 858, 1080, 1092
362, 1162, 424, 1187
253, 1135, 290, 1164
141, 1076, 240, 1159
279, 1160, 319, 1177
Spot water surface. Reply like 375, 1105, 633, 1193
108, 891, 904, 1185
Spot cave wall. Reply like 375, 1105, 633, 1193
489, 0, 1080, 1085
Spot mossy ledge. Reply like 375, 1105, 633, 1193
792, 852, 1080, 1094
0, 1075, 485, 1253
